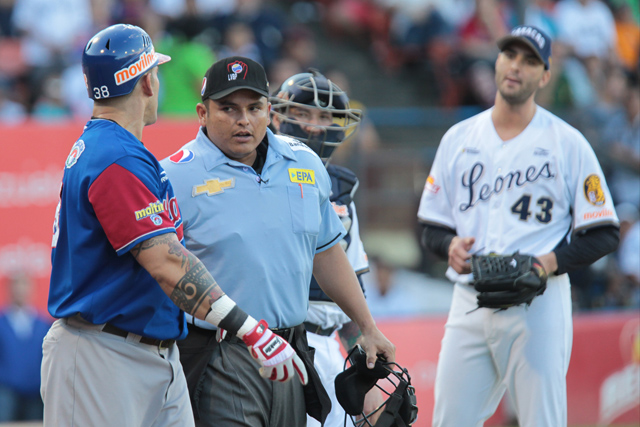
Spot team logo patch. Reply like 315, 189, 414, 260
289, 168, 315, 184
65, 139, 85, 168
227, 60, 248, 81
193, 178, 235, 196
134, 201, 165, 222
584, 174, 605, 206
150, 214, 163, 226
169, 149, 195, 164
425, 175, 440, 194
201, 77, 207, 96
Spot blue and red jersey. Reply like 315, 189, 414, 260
49, 119, 187, 340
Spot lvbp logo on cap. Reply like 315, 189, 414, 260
201, 56, 270, 101
497, 26, 552, 69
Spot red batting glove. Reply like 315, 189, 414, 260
241, 320, 308, 385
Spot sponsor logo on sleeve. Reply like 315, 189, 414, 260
584, 174, 606, 206
169, 149, 195, 164
65, 140, 85, 168
288, 168, 315, 184
425, 175, 440, 194
583, 208, 615, 221
134, 201, 165, 223
192, 178, 235, 196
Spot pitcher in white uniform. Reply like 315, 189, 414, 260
417, 26, 620, 427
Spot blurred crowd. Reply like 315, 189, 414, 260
0, 0, 638, 308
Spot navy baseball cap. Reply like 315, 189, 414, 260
201, 56, 270, 101
497, 26, 552, 69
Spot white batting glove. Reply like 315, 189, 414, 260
241, 320, 308, 385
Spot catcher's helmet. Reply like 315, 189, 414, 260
82, 24, 171, 100
270, 69, 362, 164
335, 345, 418, 427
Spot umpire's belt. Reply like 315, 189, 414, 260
221, 325, 296, 344
303, 322, 337, 337
65, 314, 175, 349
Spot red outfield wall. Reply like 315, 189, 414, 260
1, 122, 638, 426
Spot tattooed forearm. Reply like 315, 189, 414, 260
338, 320, 362, 350
131, 234, 195, 269
131, 234, 225, 317
170, 261, 225, 316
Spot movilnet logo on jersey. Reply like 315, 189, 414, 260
114, 50, 155, 85
512, 26, 546, 49
134, 201, 165, 221
227, 61, 247, 81
583, 208, 614, 221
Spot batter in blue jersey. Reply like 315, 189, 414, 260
42, 26, 307, 427
50, 119, 187, 339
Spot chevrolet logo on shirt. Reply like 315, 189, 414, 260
192, 178, 235, 196
288, 169, 315, 184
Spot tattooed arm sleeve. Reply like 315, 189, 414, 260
131, 233, 226, 320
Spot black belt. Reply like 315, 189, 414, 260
218, 325, 296, 344
303, 322, 337, 337
101, 323, 175, 349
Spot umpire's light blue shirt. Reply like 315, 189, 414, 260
161, 128, 346, 329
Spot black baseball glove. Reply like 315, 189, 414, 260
470, 252, 548, 309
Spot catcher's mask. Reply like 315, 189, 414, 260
335, 345, 418, 427
270, 69, 362, 164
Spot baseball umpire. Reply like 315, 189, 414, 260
161, 56, 395, 427
270, 68, 384, 426
42, 25, 304, 427
418, 26, 620, 426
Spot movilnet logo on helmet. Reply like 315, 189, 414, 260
114, 50, 156, 85
227, 61, 247, 81
512, 26, 546, 49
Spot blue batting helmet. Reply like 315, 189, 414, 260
82, 24, 171, 100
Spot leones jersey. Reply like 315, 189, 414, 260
417, 107, 618, 283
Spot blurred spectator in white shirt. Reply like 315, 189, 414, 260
554, 0, 618, 107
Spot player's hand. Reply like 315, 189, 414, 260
448, 236, 475, 274
241, 320, 308, 385
358, 327, 395, 369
